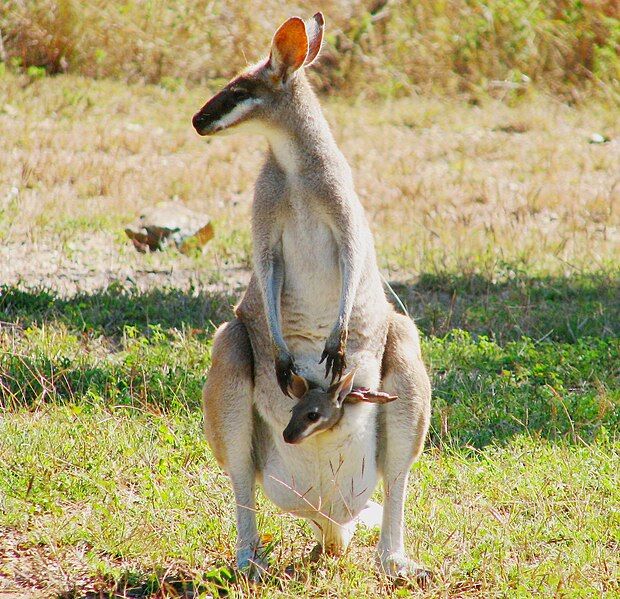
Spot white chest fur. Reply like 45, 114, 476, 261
280, 204, 340, 344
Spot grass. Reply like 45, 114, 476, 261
1, 406, 618, 597
1, 0, 619, 100
0, 67, 619, 595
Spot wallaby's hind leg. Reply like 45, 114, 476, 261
202, 319, 267, 576
377, 313, 432, 581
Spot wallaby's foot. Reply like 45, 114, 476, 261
275, 350, 297, 397
237, 546, 270, 581
378, 551, 433, 586
320, 328, 347, 383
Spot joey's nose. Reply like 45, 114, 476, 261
283, 427, 297, 444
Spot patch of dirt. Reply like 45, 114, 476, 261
0, 231, 250, 299
0, 527, 70, 597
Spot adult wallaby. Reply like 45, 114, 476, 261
194, 13, 431, 581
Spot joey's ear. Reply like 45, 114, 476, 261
269, 16, 308, 83
288, 373, 310, 399
330, 369, 356, 407
304, 12, 324, 66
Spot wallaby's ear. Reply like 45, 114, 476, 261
288, 373, 310, 399
269, 17, 308, 83
330, 369, 357, 407
304, 12, 324, 66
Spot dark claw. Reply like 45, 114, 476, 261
332, 353, 346, 383
275, 354, 296, 397
321, 348, 346, 383
324, 355, 332, 379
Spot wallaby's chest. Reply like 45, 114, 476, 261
280, 203, 340, 334
281, 206, 339, 283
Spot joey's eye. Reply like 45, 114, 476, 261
307, 411, 320, 422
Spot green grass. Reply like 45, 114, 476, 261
1, 272, 618, 596
1, 401, 618, 597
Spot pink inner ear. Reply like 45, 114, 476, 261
289, 373, 309, 399
271, 17, 308, 74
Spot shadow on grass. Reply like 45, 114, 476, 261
2, 270, 618, 342
390, 270, 619, 342
0, 281, 237, 340
58, 572, 219, 599
1, 271, 618, 446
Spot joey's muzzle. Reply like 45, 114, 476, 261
283, 424, 303, 445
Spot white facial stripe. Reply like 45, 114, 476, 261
300, 418, 324, 439
212, 98, 262, 131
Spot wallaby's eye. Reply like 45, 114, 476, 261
231, 88, 251, 101
307, 411, 320, 422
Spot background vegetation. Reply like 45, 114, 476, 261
0, 1, 619, 597
1, 0, 619, 99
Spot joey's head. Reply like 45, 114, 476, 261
192, 13, 324, 137
282, 370, 398, 445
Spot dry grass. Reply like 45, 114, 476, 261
0, 73, 618, 286
1, 0, 619, 99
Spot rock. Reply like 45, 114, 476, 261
588, 133, 610, 144
125, 201, 214, 254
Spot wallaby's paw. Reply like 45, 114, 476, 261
275, 351, 297, 397
378, 551, 432, 586
320, 329, 347, 383
237, 547, 270, 582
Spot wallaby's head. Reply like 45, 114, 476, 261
192, 13, 324, 137
283, 370, 398, 445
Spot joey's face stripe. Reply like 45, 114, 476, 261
283, 417, 324, 444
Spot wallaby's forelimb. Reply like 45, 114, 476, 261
321, 221, 365, 381
255, 235, 296, 394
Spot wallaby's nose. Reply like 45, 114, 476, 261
192, 111, 210, 134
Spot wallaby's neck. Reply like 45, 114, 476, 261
263, 74, 345, 179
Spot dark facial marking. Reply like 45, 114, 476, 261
192, 75, 266, 135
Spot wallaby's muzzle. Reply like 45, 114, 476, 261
192, 109, 213, 136
192, 97, 225, 136
193, 81, 263, 136
192, 87, 240, 135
